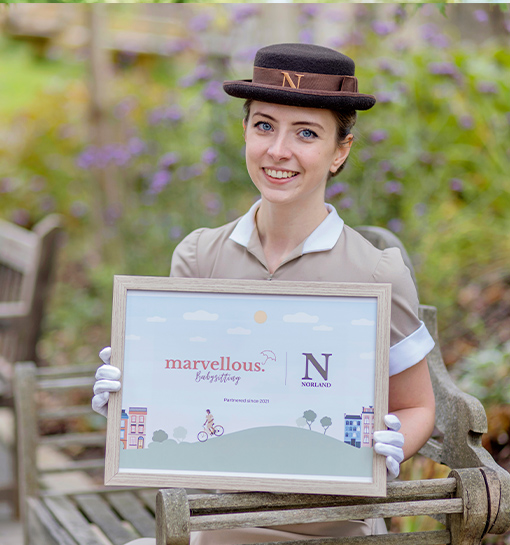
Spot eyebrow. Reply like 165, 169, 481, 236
252, 112, 326, 132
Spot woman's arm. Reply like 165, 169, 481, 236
388, 357, 436, 460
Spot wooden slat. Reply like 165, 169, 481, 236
38, 376, 96, 390
41, 458, 105, 474
74, 493, 139, 545
106, 491, 157, 537
241, 530, 451, 545
40, 432, 106, 448
186, 479, 458, 514
43, 496, 106, 545
189, 499, 463, 532
40, 405, 100, 420
26, 497, 78, 545
138, 489, 158, 514
36, 363, 98, 379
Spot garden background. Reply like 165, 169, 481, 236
1, 3, 510, 537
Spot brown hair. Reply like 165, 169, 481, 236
243, 99, 356, 179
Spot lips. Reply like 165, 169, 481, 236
263, 168, 299, 180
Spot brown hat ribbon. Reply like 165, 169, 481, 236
253, 66, 359, 93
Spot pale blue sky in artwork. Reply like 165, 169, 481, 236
120, 290, 380, 444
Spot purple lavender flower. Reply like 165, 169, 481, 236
474, 10, 489, 23
235, 47, 259, 63
11, 209, 30, 226
428, 62, 458, 78
169, 226, 183, 240
376, 92, 393, 104
159, 152, 180, 169
105, 204, 122, 226
450, 178, 463, 192
458, 115, 474, 130
230, 5, 259, 24
148, 105, 183, 125
189, 14, 213, 33
372, 20, 397, 36
477, 81, 497, 94
179, 73, 198, 88
339, 197, 353, 210
379, 160, 393, 173
216, 166, 232, 183
203, 81, 228, 104
387, 219, 402, 233
212, 131, 226, 144
204, 193, 222, 215
325, 182, 348, 200
359, 150, 373, 163
149, 170, 172, 194
370, 129, 388, 144
30, 176, 46, 192
70, 201, 88, 218
384, 181, 403, 195
301, 5, 320, 17
0, 178, 14, 193
114, 97, 137, 119
188, 164, 204, 178
40, 196, 56, 213
194, 65, 215, 81
202, 148, 218, 165
299, 29, 314, 45
128, 137, 146, 156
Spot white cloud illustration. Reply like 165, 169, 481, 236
125, 334, 141, 341
283, 312, 319, 323
147, 316, 166, 323
227, 327, 251, 335
313, 325, 333, 332
190, 336, 207, 342
351, 318, 375, 326
183, 310, 219, 321
360, 351, 375, 360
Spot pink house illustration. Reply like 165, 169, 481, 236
122, 406, 148, 449
361, 406, 375, 448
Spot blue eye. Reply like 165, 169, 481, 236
255, 121, 272, 132
300, 129, 317, 139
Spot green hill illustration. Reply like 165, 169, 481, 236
120, 426, 372, 478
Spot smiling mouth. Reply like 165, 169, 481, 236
263, 168, 299, 180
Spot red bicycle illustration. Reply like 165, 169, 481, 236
197, 424, 224, 442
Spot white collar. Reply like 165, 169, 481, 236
229, 199, 344, 255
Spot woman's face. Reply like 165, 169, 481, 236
243, 101, 352, 208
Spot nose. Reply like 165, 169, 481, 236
267, 133, 292, 161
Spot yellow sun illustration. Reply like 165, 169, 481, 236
254, 310, 267, 324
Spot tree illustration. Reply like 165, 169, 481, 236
296, 417, 306, 428
173, 426, 187, 443
152, 429, 168, 443
320, 416, 332, 435
303, 410, 317, 430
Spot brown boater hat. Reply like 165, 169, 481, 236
223, 43, 376, 112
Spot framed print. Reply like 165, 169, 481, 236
105, 276, 391, 497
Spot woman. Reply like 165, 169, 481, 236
93, 43, 436, 543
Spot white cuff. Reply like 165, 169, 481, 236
389, 321, 435, 376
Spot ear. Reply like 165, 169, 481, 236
330, 134, 353, 173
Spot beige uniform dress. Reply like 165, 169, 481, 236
170, 201, 434, 544
127, 201, 435, 545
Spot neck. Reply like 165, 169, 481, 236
256, 197, 329, 274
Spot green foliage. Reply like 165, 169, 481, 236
452, 342, 510, 407
1, 5, 509, 361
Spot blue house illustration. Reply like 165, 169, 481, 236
344, 407, 374, 449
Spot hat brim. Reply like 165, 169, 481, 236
223, 80, 376, 111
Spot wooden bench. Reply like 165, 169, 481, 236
0, 214, 63, 515
14, 226, 510, 544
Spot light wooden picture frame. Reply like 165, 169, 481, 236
105, 276, 391, 497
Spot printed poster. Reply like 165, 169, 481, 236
117, 289, 380, 484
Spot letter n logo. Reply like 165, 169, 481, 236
281, 72, 304, 89
302, 353, 331, 381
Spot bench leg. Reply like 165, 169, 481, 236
447, 468, 489, 544
156, 489, 190, 545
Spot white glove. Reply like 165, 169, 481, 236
373, 414, 404, 480
92, 347, 121, 418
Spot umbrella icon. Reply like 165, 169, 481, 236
260, 350, 276, 365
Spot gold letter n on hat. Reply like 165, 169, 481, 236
281, 71, 305, 89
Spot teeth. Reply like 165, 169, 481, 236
264, 169, 298, 179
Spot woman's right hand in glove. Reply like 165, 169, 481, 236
92, 347, 121, 418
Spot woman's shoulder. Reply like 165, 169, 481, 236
341, 224, 413, 284
170, 218, 241, 278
